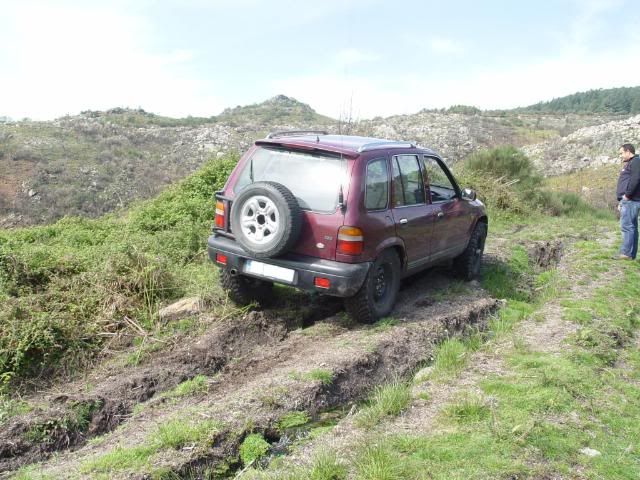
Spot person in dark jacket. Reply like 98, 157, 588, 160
615, 143, 640, 259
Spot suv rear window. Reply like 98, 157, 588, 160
233, 146, 347, 213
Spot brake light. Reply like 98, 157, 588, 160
215, 253, 227, 265
337, 226, 364, 255
215, 200, 225, 228
314, 277, 331, 289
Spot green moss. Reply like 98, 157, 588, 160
277, 411, 310, 431
239, 433, 270, 466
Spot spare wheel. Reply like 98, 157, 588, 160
230, 181, 302, 258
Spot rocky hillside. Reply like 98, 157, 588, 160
0, 94, 627, 227
522, 114, 640, 176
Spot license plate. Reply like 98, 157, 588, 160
243, 260, 295, 283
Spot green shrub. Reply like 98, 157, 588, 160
455, 146, 599, 218
0, 155, 237, 381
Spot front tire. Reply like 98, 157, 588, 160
344, 250, 401, 324
219, 269, 273, 306
454, 222, 487, 280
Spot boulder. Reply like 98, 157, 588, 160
159, 297, 201, 322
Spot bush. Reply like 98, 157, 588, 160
455, 147, 598, 218
0, 155, 238, 381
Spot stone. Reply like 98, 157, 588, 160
159, 297, 201, 322
579, 447, 601, 457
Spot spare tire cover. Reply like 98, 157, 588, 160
230, 181, 302, 258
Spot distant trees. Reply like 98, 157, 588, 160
519, 86, 640, 114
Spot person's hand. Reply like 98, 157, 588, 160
623, 194, 630, 201
618, 203, 622, 211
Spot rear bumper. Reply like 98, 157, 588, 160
207, 235, 370, 297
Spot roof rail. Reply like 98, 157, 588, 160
265, 130, 328, 139
357, 141, 416, 153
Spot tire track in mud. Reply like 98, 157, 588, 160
0, 296, 341, 474
24, 273, 498, 479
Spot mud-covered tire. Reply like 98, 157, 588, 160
230, 181, 302, 259
219, 269, 273, 306
344, 250, 401, 324
453, 222, 487, 281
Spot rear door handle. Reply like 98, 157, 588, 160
399, 218, 408, 225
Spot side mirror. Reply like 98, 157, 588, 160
462, 188, 477, 201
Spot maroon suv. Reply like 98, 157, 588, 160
208, 131, 487, 323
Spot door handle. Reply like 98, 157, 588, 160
399, 218, 408, 225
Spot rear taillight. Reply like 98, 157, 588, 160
337, 226, 364, 255
215, 253, 227, 265
314, 277, 331, 289
215, 200, 225, 228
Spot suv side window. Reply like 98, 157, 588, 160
365, 157, 389, 210
392, 155, 425, 207
422, 156, 456, 203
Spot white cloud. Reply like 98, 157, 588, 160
0, 2, 224, 119
273, 34, 640, 119
429, 37, 464, 55
334, 48, 380, 68
402, 33, 464, 56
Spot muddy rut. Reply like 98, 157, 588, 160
1, 264, 505, 478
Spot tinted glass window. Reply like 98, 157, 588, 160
422, 156, 456, 202
234, 147, 347, 212
392, 155, 425, 207
365, 158, 388, 210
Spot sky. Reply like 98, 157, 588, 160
1, 0, 639, 121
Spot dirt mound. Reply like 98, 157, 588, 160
527, 240, 564, 269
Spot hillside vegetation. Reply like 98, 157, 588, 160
0, 155, 237, 382
517, 86, 640, 114
0, 93, 626, 228
0, 148, 598, 386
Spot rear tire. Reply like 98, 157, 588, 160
230, 181, 302, 259
453, 222, 487, 281
344, 250, 401, 324
219, 269, 273, 306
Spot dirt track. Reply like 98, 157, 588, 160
2, 246, 551, 478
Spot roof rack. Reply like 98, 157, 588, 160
357, 141, 416, 153
265, 130, 328, 139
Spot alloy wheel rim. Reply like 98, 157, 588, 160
239, 195, 280, 245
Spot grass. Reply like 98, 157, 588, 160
0, 394, 31, 424
164, 375, 209, 399
355, 381, 411, 429
290, 368, 333, 386
427, 338, 468, 380
154, 418, 219, 449
24, 400, 101, 443
308, 450, 348, 480
343, 215, 640, 479
442, 394, 490, 423
80, 417, 222, 475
